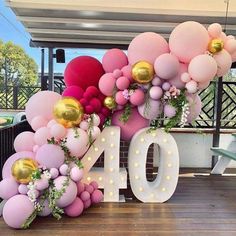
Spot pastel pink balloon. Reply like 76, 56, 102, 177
138, 99, 162, 120
35, 178, 49, 191
33, 145, 39, 153
38, 200, 52, 217
25, 91, 61, 123
79, 120, 89, 130
14, 131, 35, 152
116, 76, 130, 90
34, 127, 52, 146
54, 176, 77, 208
213, 49, 232, 77
36, 144, 65, 169
224, 39, 236, 54
162, 82, 171, 91
207, 23, 222, 38
154, 53, 180, 80
2, 151, 35, 179
92, 114, 100, 126
90, 126, 101, 141
186, 94, 202, 123
91, 190, 103, 204
99, 73, 116, 96
198, 80, 210, 90
115, 91, 128, 106
3, 195, 34, 229
220, 32, 227, 43
66, 128, 89, 158
181, 72, 191, 83
80, 191, 90, 202
152, 76, 162, 86
47, 119, 57, 128
0, 178, 19, 199
111, 108, 149, 141
62, 86, 84, 101
102, 48, 128, 73
113, 69, 123, 79
164, 105, 176, 118
188, 54, 217, 82
31, 116, 48, 131
129, 89, 145, 106
169, 21, 209, 63
121, 64, 133, 81
50, 168, 59, 179
185, 80, 198, 94
77, 182, 85, 195
128, 32, 169, 65
50, 124, 67, 139
70, 167, 83, 182
65, 197, 84, 217
149, 86, 163, 100
18, 184, 28, 195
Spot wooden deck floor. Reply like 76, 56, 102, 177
1, 173, 236, 236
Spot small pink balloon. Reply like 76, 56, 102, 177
99, 73, 116, 96
162, 82, 171, 91
79, 120, 89, 130
116, 76, 130, 90
38, 200, 52, 217
90, 181, 99, 190
90, 126, 101, 141
47, 119, 57, 128
185, 80, 198, 94
154, 53, 180, 80
207, 23, 222, 38
224, 39, 236, 54
186, 94, 202, 123
181, 72, 191, 83
85, 184, 94, 194
65, 197, 84, 217
164, 105, 176, 118
92, 114, 100, 126
18, 184, 28, 195
31, 116, 48, 131
129, 89, 145, 106
115, 91, 128, 106
83, 199, 91, 209
33, 145, 39, 153
62, 86, 84, 101
0, 178, 19, 200
113, 69, 123, 79
91, 190, 103, 204
152, 76, 162, 86
70, 167, 83, 182
50, 168, 59, 179
149, 86, 163, 100
198, 80, 210, 90
14, 131, 35, 152
50, 123, 67, 139
121, 64, 133, 81
77, 182, 85, 195
35, 178, 49, 191
220, 32, 227, 43
59, 164, 69, 176
34, 127, 52, 146
80, 191, 90, 202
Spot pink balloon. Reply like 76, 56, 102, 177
231, 51, 236, 62
129, 89, 145, 106
162, 82, 171, 91
90, 126, 101, 141
102, 48, 128, 73
152, 76, 162, 86
47, 119, 57, 128
207, 23, 222, 38
113, 69, 123, 79
50, 124, 67, 139
70, 167, 83, 182
164, 105, 176, 118
149, 86, 163, 100
0, 178, 19, 199
128, 32, 169, 65
90, 181, 99, 190
169, 21, 209, 63
25, 91, 61, 123
62, 86, 84, 101
224, 39, 236, 54
154, 53, 180, 80
83, 199, 91, 209
50, 168, 59, 179
213, 49, 232, 77
85, 184, 94, 194
80, 191, 90, 202
181, 72, 191, 83
198, 80, 210, 90
99, 73, 116, 96
34, 127, 52, 146
77, 182, 85, 195
38, 200, 52, 217
64, 197, 84, 217
31, 116, 48, 131
3, 195, 34, 229
185, 80, 198, 94
66, 128, 89, 158
2, 151, 35, 179
169, 63, 188, 89
220, 32, 227, 43
111, 108, 149, 141
188, 54, 217, 82
36, 144, 65, 169
186, 94, 202, 123
115, 91, 128, 105
121, 64, 133, 81
116, 76, 130, 90
35, 178, 49, 191
14, 131, 35, 152
91, 190, 103, 204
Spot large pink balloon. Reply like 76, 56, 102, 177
0, 178, 19, 200
111, 108, 149, 141
169, 63, 188, 89
169, 21, 209, 63
188, 54, 217, 83
14, 131, 35, 152
25, 91, 61, 123
31, 116, 48, 131
2, 151, 35, 179
34, 127, 52, 146
128, 32, 169, 65
3, 194, 34, 229
213, 49, 232, 77
102, 48, 128, 73
186, 94, 202, 123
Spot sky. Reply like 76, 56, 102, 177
0, 0, 106, 73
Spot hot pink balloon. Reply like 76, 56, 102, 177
62, 86, 84, 101
99, 73, 116, 96
128, 32, 169, 65
34, 127, 52, 146
102, 48, 128, 73
154, 53, 180, 80
169, 63, 188, 89
25, 91, 61, 123
188, 54, 217, 83
65, 197, 84, 217
31, 116, 48, 131
207, 23, 222, 38
169, 21, 209, 63
0, 178, 19, 200
14, 131, 35, 152
50, 123, 67, 139
186, 94, 202, 123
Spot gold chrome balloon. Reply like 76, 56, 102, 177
104, 96, 116, 110
208, 39, 224, 54
132, 61, 154, 84
53, 97, 84, 128
11, 158, 38, 184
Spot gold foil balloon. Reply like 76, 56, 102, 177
208, 39, 224, 54
132, 61, 154, 84
104, 96, 116, 110
11, 158, 38, 184
53, 97, 84, 128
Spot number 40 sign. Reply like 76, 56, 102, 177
81, 127, 179, 203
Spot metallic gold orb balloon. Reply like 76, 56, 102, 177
11, 158, 38, 184
104, 96, 116, 110
208, 39, 224, 54
132, 61, 154, 84
53, 97, 84, 128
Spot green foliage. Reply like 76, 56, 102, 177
119, 103, 132, 123
0, 40, 38, 86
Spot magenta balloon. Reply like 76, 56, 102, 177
25, 91, 61, 123
36, 144, 65, 169
62, 86, 84, 101
64, 197, 84, 217
90, 181, 98, 190
102, 48, 128, 73
3, 194, 34, 229
186, 94, 202, 123
54, 176, 77, 208
2, 151, 35, 179
31, 116, 48, 131
128, 32, 169, 65
98, 73, 116, 96
0, 178, 19, 200
14, 131, 35, 152
38, 200, 52, 217
169, 21, 209, 63
154, 53, 180, 80
111, 108, 149, 141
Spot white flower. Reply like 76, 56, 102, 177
42, 170, 52, 180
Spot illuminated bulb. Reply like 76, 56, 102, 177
110, 155, 114, 160
139, 187, 143, 192
110, 143, 114, 148
167, 163, 172, 168
101, 138, 106, 142
109, 192, 113, 196
135, 150, 140, 154
134, 162, 139, 167
162, 187, 166, 192
135, 175, 140, 180
87, 157, 92, 161
94, 147, 99, 152
140, 137, 145, 142
98, 177, 103, 181
166, 176, 171, 180
110, 131, 114, 136
110, 168, 114, 172
109, 179, 114, 184
163, 139, 168, 143
167, 151, 172, 155
87, 177, 91, 181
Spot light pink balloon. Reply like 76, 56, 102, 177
149, 86, 163, 100
169, 21, 209, 63
34, 127, 52, 146
129, 89, 145, 106
31, 116, 48, 131
185, 80, 198, 94
220, 32, 227, 43
79, 120, 89, 130
92, 114, 100, 127
50, 124, 67, 139
198, 80, 210, 90
213, 49, 232, 77
116, 76, 130, 90
70, 167, 83, 182
181, 72, 191, 83
224, 39, 236, 54
38, 200, 52, 217
164, 105, 176, 118
188, 54, 217, 82
207, 23, 222, 38
99, 73, 116, 96
169, 63, 188, 89
18, 184, 28, 195
154, 53, 180, 80
0, 178, 19, 200
14, 131, 35, 152
66, 128, 89, 157
90, 126, 101, 141
25, 91, 61, 123
121, 64, 133, 81
47, 119, 57, 128
128, 32, 169, 65
152, 76, 162, 86
186, 94, 202, 123
2, 151, 35, 179
35, 178, 49, 191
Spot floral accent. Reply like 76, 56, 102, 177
179, 103, 190, 127
164, 86, 180, 100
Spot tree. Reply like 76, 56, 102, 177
0, 40, 38, 86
